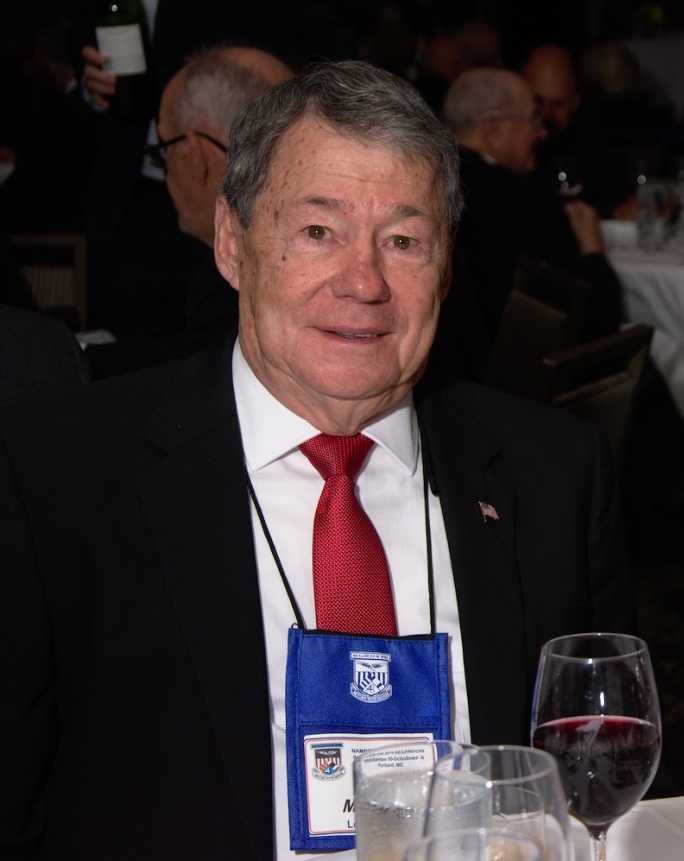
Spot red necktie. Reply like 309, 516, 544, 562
299, 434, 397, 637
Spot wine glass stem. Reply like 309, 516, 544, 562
590, 832, 607, 861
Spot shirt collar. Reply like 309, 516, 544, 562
232, 340, 420, 475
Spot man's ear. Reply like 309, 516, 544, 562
189, 131, 223, 188
180, 131, 207, 178
214, 196, 242, 290
479, 115, 501, 155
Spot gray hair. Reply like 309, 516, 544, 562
173, 47, 281, 137
221, 60, 463, 233
442, 68, 519, 138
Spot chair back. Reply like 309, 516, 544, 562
9, 234, 87, 330
486, 256, 590, 399
540, 324, 653, 470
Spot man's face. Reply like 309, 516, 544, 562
494, 89, 545, 173
524, 62, 580, 138
158, 76, 209, 240
215, 116, 452, 432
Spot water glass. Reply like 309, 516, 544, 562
353, 740, 488, 861
636, 180, 670, 249
403, 827, 545, 861
444, 745, 575, 861
424, 751, 492, 836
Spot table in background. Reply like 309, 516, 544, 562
603, 220, 684, 419
326, 796, 684, 861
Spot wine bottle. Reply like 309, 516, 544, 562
93, 0, 152, 121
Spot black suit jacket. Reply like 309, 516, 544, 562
0, 336, 634, 859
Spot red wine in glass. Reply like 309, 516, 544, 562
531, 633, 661, 861
533, 715, 661, 831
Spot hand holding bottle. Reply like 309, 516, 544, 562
88, 1, 151, 120
82, 45, 117, 111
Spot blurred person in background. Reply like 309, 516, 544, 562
0, 17, 101, 236
522, 42, 628, 218
70, 0, 356, 341
439, 67, 622, 346
86, 44, 293, 378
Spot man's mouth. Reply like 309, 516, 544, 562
336, 332, 380, 339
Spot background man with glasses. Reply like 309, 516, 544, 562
437, 67, 622, 351
86, 45, 292, 379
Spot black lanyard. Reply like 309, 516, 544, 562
245, 433, 437, 634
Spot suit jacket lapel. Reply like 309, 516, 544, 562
417, 379, 530, 745
136, 340, 273, 858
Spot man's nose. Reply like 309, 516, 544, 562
332, 244, 390, 301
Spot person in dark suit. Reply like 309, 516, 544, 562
71, 0, 357, 341
440, 67, 623, 346
0, 18, 101, 236
84, 45, 293, 379
521, 43, 629, 219
0, 61, 634, 860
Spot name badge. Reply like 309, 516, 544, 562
286, 628, 450, 851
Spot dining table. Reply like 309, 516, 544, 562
602, 220, 684, 419
323, 795, 684, 860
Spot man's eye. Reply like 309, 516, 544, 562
306, 225, 327, 240
393, 235, 413, 250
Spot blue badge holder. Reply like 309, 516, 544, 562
286, 627, 451, 851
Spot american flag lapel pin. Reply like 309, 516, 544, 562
478, 501, 499, 523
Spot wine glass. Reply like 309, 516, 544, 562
531, 633, 662, 861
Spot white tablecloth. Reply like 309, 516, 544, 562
327, 797, 684, 860
596, 796, 684, 861
603, 221, 684, 418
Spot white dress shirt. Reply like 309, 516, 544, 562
232, 341, 470, 859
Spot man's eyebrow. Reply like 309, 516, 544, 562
299, 196, 346, 212
299, 197, 431, 220
393, 203, 430, 220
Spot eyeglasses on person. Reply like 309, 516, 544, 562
485, 110, 544, 129
145, 131, 228, 171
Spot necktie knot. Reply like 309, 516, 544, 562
299, 433, 374, 481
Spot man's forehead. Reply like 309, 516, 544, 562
263, 117, 439, 193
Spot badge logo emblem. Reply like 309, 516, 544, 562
312, 744, 345, 781
350, 651, 393, 703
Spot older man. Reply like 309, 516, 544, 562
156, 46, 292, 248
440, 67, 622, 347
87, 46, 292, 377
153, 45, 292, 351
0, 61, 633, 860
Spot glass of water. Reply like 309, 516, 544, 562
353, 741, 489, 861
636, 179, 671, 249
475, 745, 574, 861
403, 826, 545, 861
